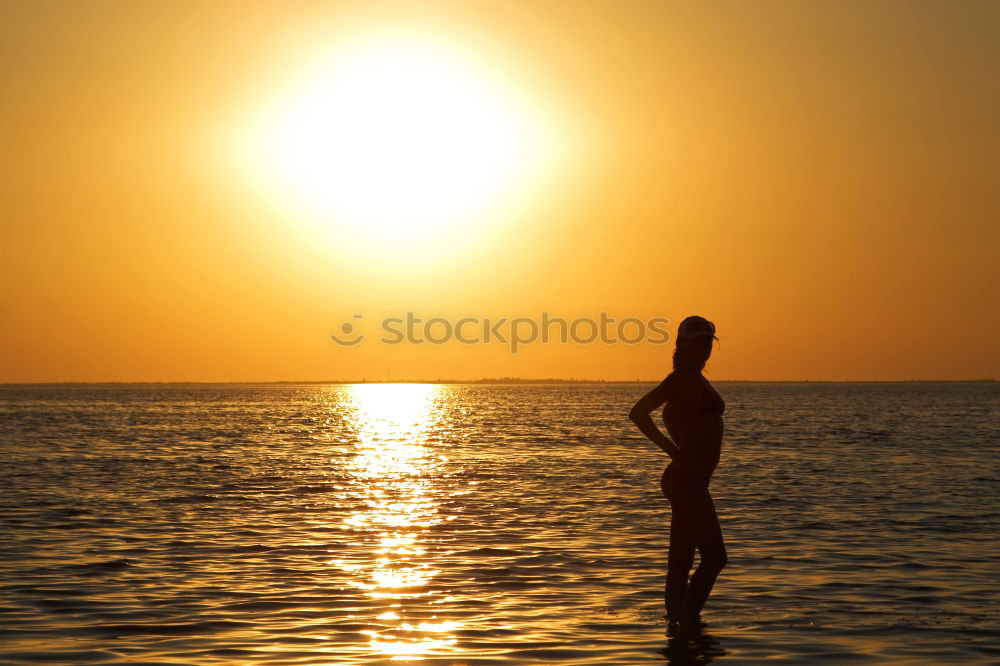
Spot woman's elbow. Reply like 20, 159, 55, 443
628, 406, 645, 423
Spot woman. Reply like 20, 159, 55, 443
629, 315, 727, 629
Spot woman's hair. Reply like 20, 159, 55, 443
672, 336, 716, 373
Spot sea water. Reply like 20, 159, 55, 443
1, 382, 997, 664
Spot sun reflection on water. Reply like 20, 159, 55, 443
334, 384, 459, 660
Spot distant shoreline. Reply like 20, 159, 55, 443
0, 378, 995, 387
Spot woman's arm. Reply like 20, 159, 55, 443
628, 378, 682, 459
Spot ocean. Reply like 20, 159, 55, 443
1, 382, 997, 664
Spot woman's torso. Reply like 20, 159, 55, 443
663, 373, 725, 475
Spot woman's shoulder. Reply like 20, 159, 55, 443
664, 369, 701, 384
661, 370, 700, 395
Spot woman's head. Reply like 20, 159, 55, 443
672, 315, 718, 373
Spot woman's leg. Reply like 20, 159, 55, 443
680, 486, 727, 620
665, 495, 697, 620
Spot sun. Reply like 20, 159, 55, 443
235, 30, 558, 254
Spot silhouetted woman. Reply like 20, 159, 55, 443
629, 315, 727, 629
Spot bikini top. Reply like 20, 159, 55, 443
700, 382, 726, 415
661, 373, 725, 416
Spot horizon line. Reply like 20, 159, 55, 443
0, 378, 995, 386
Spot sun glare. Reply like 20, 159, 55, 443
331, 384, 464, 659
236, 30, 559, 254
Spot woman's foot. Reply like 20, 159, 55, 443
666, 614, 704, 636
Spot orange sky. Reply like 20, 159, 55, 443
1, 1, 997, 382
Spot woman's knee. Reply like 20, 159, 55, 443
668, 549, 695, 571
702, 546, 727, 571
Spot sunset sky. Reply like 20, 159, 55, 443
2, 1, 997, 382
